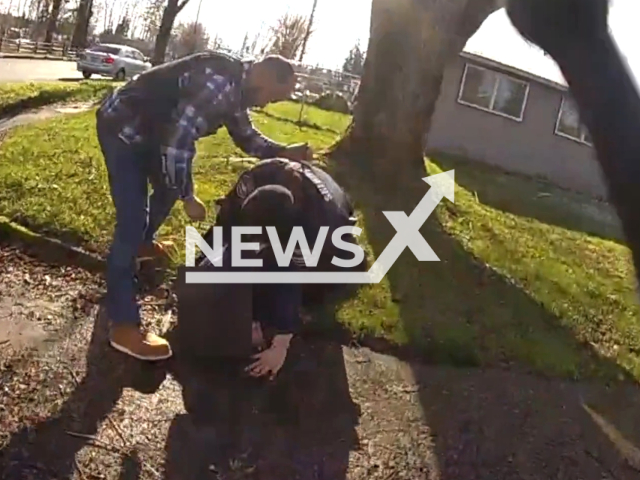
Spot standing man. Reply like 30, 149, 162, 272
96, 52, 313, 361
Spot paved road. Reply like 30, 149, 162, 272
0, 57, 82, 82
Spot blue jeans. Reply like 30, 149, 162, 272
97, 124, 179, 325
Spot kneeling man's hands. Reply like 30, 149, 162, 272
183, 195, 207, 221
246, 334, 292, 380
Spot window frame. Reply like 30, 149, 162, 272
131, 49, 145, 61
456, 62, 530, 122
554, 95, 593, 147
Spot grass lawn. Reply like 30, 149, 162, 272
259, 101, 351, 134
0, 99, 639, 382
0, 80, 118, 117
434, 153, 624, 243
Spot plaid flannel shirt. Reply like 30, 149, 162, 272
99, 60, 287, 199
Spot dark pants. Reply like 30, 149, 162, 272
253, 283, 302, 333
97, 121, 179, 325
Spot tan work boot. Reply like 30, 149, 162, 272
109, 324, 173, 361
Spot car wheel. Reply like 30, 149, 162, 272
82, 71, 92, 79
114, 69, 126, 81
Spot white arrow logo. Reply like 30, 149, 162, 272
185, 170, 455, 284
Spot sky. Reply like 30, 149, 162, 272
177, 0, 639, 82
176, 0, 372, 68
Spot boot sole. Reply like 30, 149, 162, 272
109, 340, 173, 361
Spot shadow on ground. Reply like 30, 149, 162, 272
347, 348, 640, 478
57, 77, 120, 83
162, 325, 360, 480
3, 156, 640, 477
0, 287, 360, 480
328, 157, 640, 478
0, 305, 166, 479
431, 153, 624, 243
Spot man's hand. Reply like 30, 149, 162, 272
245, 333, 292, 379
183, 195, 207, 221
281, 143, 313, 162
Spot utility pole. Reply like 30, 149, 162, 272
298, 0, 317, 63
191, 0, 203, 52
193, 0, 203, 30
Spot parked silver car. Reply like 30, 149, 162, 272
76, 44, 151, 80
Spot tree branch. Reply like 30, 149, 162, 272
177, 0, 191, 13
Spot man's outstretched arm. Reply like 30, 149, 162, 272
224, 109, 289, 159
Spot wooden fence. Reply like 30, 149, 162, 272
0, 37, 78, 58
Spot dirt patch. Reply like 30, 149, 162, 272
1, 244, 640, 479
0, 246, 99, 357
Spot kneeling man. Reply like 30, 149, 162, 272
196, 158, 366, 378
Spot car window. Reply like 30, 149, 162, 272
134, 51, 145, 61
89, 45, 121, 55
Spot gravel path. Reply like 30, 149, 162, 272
2, 244, 640, 479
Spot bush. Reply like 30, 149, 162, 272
312, 92, 351, 114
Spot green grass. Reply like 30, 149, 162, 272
0, 105, 343, 249
259, 102, 351, 133
0, 80, 118, 117
434, 153, 624, 243
0, 103, 639, 382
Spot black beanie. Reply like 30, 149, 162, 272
239, 184, 298, 240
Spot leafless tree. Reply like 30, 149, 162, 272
150, 0, 191, 65
70, 0, 93, 48
265, 13, 310, 60
169, 20, 209, 58
140, 0, 164, 41
43, 0, 64, 43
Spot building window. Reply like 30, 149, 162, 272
555, 96, 592, 146
457, 63, 530, 121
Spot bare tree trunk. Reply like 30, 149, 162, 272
43, 0, 63, 44
71, 0, 93, 49
33, 0, 50, 40
151, 0, 190, 65
333, 0, 497, 171
328, 0, 497, 331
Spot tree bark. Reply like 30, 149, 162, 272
328, 0, 498, 341
44, 0, 64, 44
71, 0, 93, 49
151, 0, 190, 66
333, 0, 497, 172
